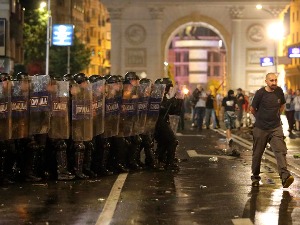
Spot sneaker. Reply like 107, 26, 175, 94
282, 175, 294, 188
228, 139, 233, 147
228, 149, 240, 157
251, 175, 261, 187
252, 180, 260, 187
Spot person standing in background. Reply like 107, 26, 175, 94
284, 88, 295, 135
236, 88, 245, 129
222, 89, 238, 146
205, 89, 217, 129
294, 89, 300, 132
194, 85, 207, 131
190, 84, 201, 127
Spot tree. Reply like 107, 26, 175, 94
23, 8, 47, 74
23, 6, 91, 76
49, 35, 91, 76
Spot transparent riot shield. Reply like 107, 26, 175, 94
0, 80, 12, 141
71, 82, 93, 142
169, 114, 180, 134
132, 82, 151, 135
28, 75, 51, 135
92, 80, 105, 137
48, 80, 70, 140
103, 82, 122, 138
143, 83, 166, 135
11, 80, 29, 139
117, 83, 138, 137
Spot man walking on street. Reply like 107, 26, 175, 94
250, 72, 294, 188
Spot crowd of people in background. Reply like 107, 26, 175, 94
183, 84, 300, 139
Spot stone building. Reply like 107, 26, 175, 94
0, 0, 24, 74
102, 0, 291, 92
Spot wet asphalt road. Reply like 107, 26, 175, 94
1, 123, 300, 225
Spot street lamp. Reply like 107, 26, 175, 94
45, 0, 51, 75
267, 22, 285, 73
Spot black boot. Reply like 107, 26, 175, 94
25, 139, 42, 182
112, 137, 129, 173
74, 142, 89, 179
164, 140, 179, 171
99, 139, 113, 176
141, 135, 157, 169
127, 136, 143, 171
55, 140, 75, 181
83, 142, 96, 178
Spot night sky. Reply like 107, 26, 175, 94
19, 0, 40, 10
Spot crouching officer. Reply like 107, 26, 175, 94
154, 78, 183, 171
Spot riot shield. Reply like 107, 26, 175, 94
28, 75, 51, 135
117, 83, 138, 137
92, 80, 105, 137
169, 115, 180, 134
11, 79, 29, 139
71, 82, 93, 142
0, 80, 12, 141
143, 83, 166, 135
48, 80, 70, 140
133, 82, 151, 135
103, 82, 122, 138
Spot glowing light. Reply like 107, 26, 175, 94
256, 4, 263, 10
268, 22, 285, 40
182, 87, 189, 95
39, 2, 46, 10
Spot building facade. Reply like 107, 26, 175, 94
0, 0, 24, 74
102, 0, 292, 92
51, 0, 111, 76
285, 0, 300, 91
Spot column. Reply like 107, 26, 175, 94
148, 7, 164, 81
107, 7, 123, 75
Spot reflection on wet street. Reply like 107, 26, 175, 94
1, 128, 300, 225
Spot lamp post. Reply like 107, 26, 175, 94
256, 5, 285, 74
267, 22, 284, 74
45, 0, 51, 75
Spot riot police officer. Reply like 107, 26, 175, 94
88, 75, 113, 176
48, 75, 74, 180
154, 78, 183, 171
0, 73, 15, 184
71, 73, 94, 179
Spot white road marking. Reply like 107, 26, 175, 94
187, 150, 236, 160
95, 173, 128, 225
176, 133, 205, 137
232, 218, 254, 225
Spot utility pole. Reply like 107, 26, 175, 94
46, 0, 51, 75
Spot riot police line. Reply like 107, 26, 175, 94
0, 71, 184, 184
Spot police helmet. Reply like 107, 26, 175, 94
73, 73, 87, 84
63, 73, 74, 82
161, 78, 173, 93
0, 73, 10, 82
104, 74, 112, 80
154, 78, 162, 84
117, 75, 125, 83
124, 71, 139, 81
52, 75, 63, 81
89, 74, 101, 83
139, 78, 151, 84
16, 72, 29, 81
106, 75, 119, 84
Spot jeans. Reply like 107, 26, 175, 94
194, 107, 205, 129
205, 108, 217, 128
